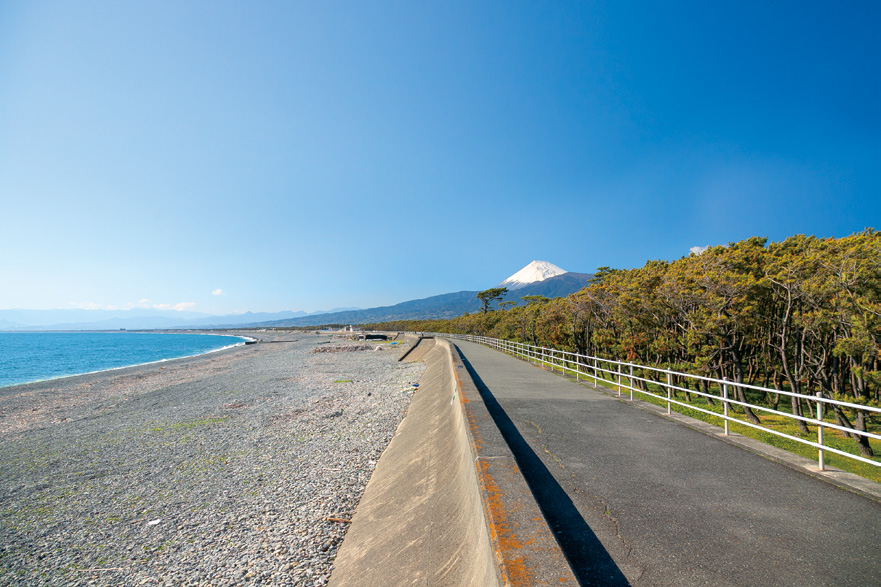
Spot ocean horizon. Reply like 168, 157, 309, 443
0, 331, 248, 389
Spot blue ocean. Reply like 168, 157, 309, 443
0, 332, 248, 388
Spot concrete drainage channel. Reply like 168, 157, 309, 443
329, 337, 576, 586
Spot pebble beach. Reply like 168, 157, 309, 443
0, 332, 424, 586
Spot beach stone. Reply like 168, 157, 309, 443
0, 333, 424, 586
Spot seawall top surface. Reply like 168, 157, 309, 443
330, 337, 580, 586
329, 338, 500, 587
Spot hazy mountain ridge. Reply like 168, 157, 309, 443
253, 272, 594, 327
0, 307, 362, 331
1, 262, 590, 330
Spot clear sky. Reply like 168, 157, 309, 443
1, 1, 878, 315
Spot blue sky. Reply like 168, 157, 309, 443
1, 1, 878, 315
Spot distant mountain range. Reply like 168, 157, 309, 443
249, 265, 593, 327
0, 307, 361, 332
0, 261, 593, 331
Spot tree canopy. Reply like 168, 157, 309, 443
367, 230, 880, 457
476, 287, 508, 314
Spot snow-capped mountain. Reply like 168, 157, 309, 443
246, 264, 593, 327
499, 261, 568, 290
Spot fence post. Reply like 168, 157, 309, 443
593, 357, 598, 383
617, 362, 622, 397
629, 364, 634, 401
722, 378, 730, 436
816, 392, 825, 471
666, 371, 672, 414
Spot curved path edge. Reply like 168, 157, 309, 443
329, 337, 577, 586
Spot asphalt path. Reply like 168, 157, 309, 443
453, 340, 881, 587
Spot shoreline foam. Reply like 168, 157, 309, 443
0, 332, 425, 585
0, 332, 251, 390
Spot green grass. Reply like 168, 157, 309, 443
521, 353, 881, 483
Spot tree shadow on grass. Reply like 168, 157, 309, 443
459, 353, 631, 587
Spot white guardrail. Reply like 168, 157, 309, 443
423, 332, 881, 471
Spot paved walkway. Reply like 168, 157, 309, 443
453, 340, 881, 587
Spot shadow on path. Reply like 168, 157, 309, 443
459, 354, 630, 587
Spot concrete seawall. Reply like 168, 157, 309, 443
329, 338, 575, 586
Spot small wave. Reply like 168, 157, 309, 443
0, 333, 251, 389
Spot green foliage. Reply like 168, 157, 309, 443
369, 230, 881, 458
476, 287, 509, 314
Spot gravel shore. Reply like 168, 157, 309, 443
0, 332, 424, 586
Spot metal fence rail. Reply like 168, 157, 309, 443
426, 332, 881, 471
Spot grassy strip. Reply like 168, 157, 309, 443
515, 351, 881, 484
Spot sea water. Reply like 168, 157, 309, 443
0, 332, 248, 388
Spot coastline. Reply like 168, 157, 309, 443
0, 332, 425, 585
0, 331, 253, 390
0, 334, 257, 438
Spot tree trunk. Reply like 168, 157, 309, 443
729, 341, 761, 424
830, 403, 858, 440
854, 411, 875, 458
769, 373, 781, 410
774, 289, 809, 433
780, 358, 809, 433
700, 379, 715, 406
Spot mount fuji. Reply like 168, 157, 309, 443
500, 260, 568, 290
2, 262, 592, 330
253, 261, 594, 327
